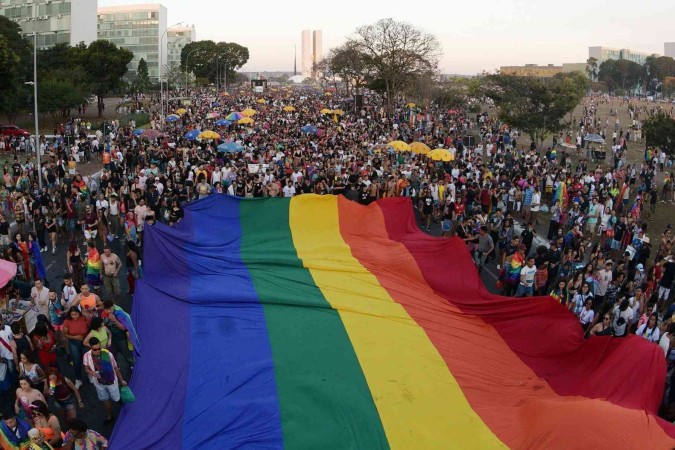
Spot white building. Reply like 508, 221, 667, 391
0, 0, 97, 49
312, 30, 322, 69
589, 46, 659, 66
665, 43, 675, 59
301, 29, 322, 79
301, 30, 312, 78
167, 25, 195, 70
97, 3, 168, 81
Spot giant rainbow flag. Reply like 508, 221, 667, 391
111, 195, 675, 449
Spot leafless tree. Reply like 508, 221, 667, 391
348, 18, 441, 111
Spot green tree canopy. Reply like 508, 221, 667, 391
598, 59, 643, 93
0, 16, 31, 121
136, 58, 151, 92
68, 40, 133, 116
180, 40, 249, 86
485, 72, 589, 147
644, 111, 675, 154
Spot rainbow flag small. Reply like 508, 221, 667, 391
504, 252, 524, 285
87, 249, 100, 277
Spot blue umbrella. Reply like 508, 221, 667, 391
217, 142, 244, 153
133, 128, 144, 136
184, 129, 200, 140
301, 125, 318, 134
165, 114, 180, 122
212, 102, 221, 107
215, 119, 232, 126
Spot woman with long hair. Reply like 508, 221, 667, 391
44, 368, 83, 420
14, 377, 46, 423
31, 321, 57, 370
18, 352, 46, 393
66, 239, 85, 288
12, 232, 30, 281
636, 312, 660, 343
29, 400, 62, 448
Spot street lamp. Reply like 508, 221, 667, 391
184, 48, 199, 98
30, 1, 42, 189
160, 22, 187, 120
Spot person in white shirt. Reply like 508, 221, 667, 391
612, 300, 633, 337
62, 276, 78, 308
530, 187, 541, 225
0, 320, 15, 373
282, 180, 296, 198
291, 169, 303, 184
636, 313, 660, 343
30, 280, 51, 317
515, 257, 537, 297
95, 194, 109, 214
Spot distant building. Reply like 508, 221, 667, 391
167, 25, 196, 70
301, 29, 322, 79
499, 64, 562, 77
0, 0, 97, 49
312, 30, 322, 72
589, 46, 659, 66
97, 4, 168, 81
666, 43, 675, 59
301, 30, 312, 78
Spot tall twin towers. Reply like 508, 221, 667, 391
300, 30, 322, 79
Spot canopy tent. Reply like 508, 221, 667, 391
111, 196, 675, 450
585, 133, 605, 144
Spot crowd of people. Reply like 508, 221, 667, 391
1, 85, 675, 448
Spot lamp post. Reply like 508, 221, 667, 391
184, 48, 199, 98
30, 1, 42, 189
159, 22, 186, 120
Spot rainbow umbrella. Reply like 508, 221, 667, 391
226, 112, 244, 121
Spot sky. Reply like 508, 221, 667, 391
98, 0, 675, 74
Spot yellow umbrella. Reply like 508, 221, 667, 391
198, 130, 220, 140
410, 142, 430, 155
238, 117, 254, 125
388, 140, 411, 152
242, 108, 257, 117
283, 105, 296, 112
325, 92, 333, 96
320, 108, 333, 114
257, 98, 266, 104
407, 102, 416, 108
176, 108, 187, 116
428, 149, 454, 162
332, 109, 345, 115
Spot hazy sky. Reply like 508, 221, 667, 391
98, 0, 674, 74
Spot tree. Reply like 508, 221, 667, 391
485, 72, 589, 147
68, 40, 133, 117
348, 18, 441, 111
137, 58, 151, 93
644, 111, 675, 154
598, 59, 643, 93
586, 57, 598, 82
664, 77, 675, 98
38, 78, 87, 121
327, 42, 372, 95
0, 17, 31, 121
180, 40, 249, 85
